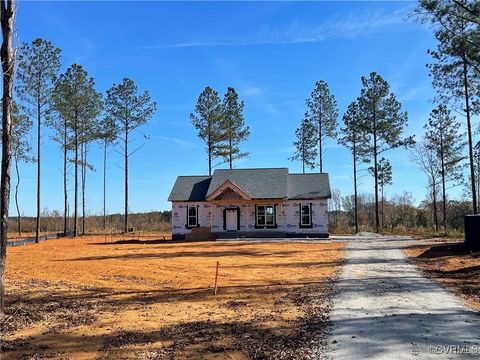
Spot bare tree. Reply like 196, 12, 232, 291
411, 140, 441, 232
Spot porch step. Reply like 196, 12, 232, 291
185, 227, 213, 241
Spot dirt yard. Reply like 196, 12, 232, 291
404, 239, 480, 312
2, 235, 344, 360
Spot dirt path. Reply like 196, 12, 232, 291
327, 237, 480, 359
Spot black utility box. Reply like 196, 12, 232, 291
465, 215, 480, 250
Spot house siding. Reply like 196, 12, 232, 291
171, 202, 211, 235
171, 199, 328, 238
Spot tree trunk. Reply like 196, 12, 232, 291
124, 126, 128, 233
318, 121, 323, 173
14, 153, 20, 235
432, 182, 439, 232
81, 142, 87, 235
462, 55, 477, 214
440, 142, 447, 234
63, 122, 68, 235
103, 140, 107, 232
353, 142, 359, 234
35, 96, 41, 243
0, 0, 16, 316
73, 113, 78, 237
229, 138, 232, 169
208, 144, 212, 176
302, 137, 305, 174
373, 114, 379, 232
381, 186, 384, 230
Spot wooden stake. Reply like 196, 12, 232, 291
214, 261, 219, 295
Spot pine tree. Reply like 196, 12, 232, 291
417, 0, 480, 213
11, 104, 33, 235
357, 72, 414, 232
52, 64, 102, 237
338, 101, 368, 233
105, 78, 156, 233
99, 116, 119, 231
46, 109, 74, 235
16, 38, 61, 243
191, 87, 224, 175
290, 113, 317, 174
424, 105, 465, 232
306, 80, 338, 173
219, 87, 250, 168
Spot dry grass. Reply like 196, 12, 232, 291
3, 234, 344, 359
404, 239, 480, 312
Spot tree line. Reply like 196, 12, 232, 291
290, 0, 480, 235
290, 74, 413, 233
11, 38, 157, 240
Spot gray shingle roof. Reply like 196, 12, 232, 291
168, 168, 331, 201
287, 173, 331, 199
206, 168, 288, 199
167, 176, 211, 201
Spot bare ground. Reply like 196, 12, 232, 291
2, 234, 344, 359
404, 238, 480, 312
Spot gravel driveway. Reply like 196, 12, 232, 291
326, 236, 480, 359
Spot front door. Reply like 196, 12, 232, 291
225, 209, 238, 231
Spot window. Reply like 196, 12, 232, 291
256, 205, 275, 227
187, 206, 198, 227
300, 204, 312, 227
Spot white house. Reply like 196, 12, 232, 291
168, 168, 331, 240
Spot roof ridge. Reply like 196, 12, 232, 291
289, 173, 328, 175
213, 167, 288, 171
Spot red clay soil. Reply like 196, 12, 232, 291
405, 239, 480, 311
2, 234, 344, 359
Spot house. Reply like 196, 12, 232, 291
168, 168, 331, 240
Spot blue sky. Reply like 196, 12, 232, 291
14, 1, 459, 215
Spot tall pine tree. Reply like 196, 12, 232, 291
16, 38, 61, 243
191, 87, 224, 175
52, 64, 102, 237
338, 101, 368, 233
417, 0, 480, 213
11, 104, 33, 235
357, 72, 414, 232
219, 87, 250, 168
306, 80, 338, 173
290, 113, 317, 174
424, 105, 465, 232
105, 78, 156, 233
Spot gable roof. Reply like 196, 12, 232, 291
167, 176, 211, 201
168, 168, 331, 201
205, 179, 252, 201
206, 168, 288, 199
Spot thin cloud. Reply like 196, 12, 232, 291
140, 7, 410, 50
